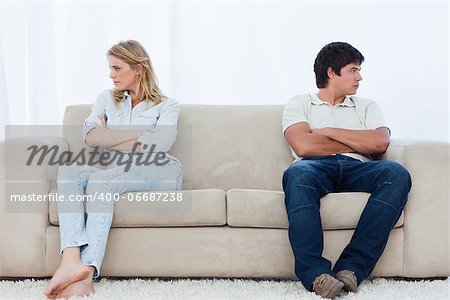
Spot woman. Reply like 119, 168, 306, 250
44, 40, 183, 299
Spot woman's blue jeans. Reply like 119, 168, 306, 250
282, 154, 411, 291
56, 158, 183, 278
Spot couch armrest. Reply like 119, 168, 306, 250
383, 139, 449, 277
0, 136, 68, 276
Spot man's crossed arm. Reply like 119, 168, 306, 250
284, 122, 390, 157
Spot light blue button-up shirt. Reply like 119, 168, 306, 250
82, 89, 180, 153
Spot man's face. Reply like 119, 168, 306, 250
332, 63, 363, 95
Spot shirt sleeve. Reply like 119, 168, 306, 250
81, 90, 109, 144
282, 94, 310, 134
137, 98, 180, 153
364, 101, 389, 131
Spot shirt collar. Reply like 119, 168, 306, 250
340, 96, 355, 107
311, 94, 355, 107
122, 90, 131, 101
121, 91, 156, 110
311, 94, 325, 105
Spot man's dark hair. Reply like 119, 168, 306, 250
313, 42, 364, 88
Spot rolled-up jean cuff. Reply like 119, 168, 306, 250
60, 242, 89, 254
82, 260, 100, 278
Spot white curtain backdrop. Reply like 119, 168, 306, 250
1, 0, 448, 141
0, 1, 7, 140
0, 39, 8, 141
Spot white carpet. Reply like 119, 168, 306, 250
0, 277, 448, 300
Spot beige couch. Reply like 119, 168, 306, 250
0, 105, 449, 279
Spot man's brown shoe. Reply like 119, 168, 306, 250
312, 274, 344, 299
336, 270, 358, 293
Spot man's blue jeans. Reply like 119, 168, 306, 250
282, 154, 412, 291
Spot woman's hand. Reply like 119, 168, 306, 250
95, 114, 107, 128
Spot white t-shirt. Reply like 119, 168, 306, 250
282, 94, 388, 162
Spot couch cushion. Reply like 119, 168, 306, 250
172, 105, 294, 191
49, 189, 226, 227
226, 189, 404, 230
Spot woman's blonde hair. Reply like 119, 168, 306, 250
108, 40, 166, 106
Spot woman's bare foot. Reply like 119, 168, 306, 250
55, 273, 95, 299
44, 247, 91, 298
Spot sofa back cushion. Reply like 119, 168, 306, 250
63, 104, 293, 191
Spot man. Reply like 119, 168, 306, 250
282, 42, 411, 299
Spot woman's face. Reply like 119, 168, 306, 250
108, 55, 140, 92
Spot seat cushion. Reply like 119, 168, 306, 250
49, 189, 226, 227
226, 189, 404, 230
